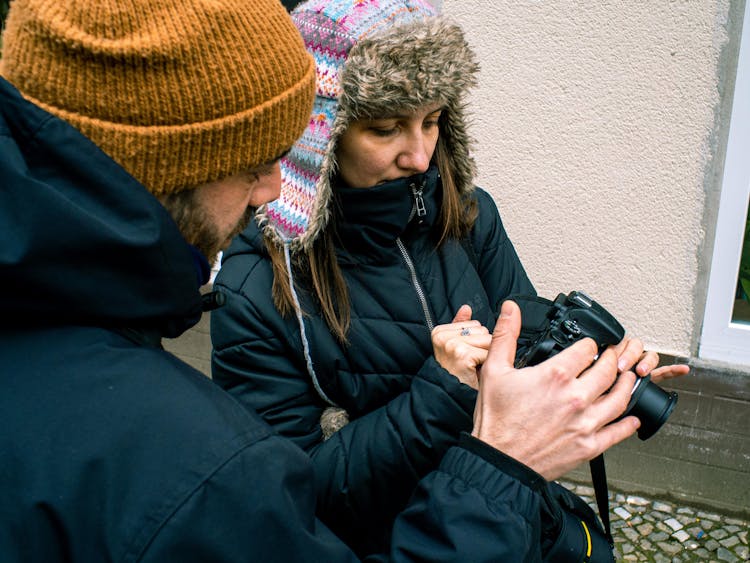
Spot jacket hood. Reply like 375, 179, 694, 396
0, 78, 203, 336
257, 0, 479, 253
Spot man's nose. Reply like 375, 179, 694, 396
248, 161, 282, 207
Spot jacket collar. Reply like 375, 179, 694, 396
333, 165, 440, 262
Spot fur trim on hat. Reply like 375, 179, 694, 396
258, 0, 479, 252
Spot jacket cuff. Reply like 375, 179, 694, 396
457, 432, 547, 493
418, 356, 478, 412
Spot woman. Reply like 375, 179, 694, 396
211, 0, 684, 556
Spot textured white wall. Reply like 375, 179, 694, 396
442, 0, 731, 356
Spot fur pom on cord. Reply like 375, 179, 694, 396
320, 406, 350, 439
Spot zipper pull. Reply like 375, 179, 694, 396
411, 181, 427, 221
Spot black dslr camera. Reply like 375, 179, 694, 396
516, 291, 678, 440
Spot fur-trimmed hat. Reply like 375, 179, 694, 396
0, 0, 316, 196
258, 0, 479, 251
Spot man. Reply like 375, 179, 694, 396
0, 0, 644, 560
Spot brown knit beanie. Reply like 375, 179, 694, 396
0, 0, 316, 195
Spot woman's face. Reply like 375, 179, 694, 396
335, 104, 442, 188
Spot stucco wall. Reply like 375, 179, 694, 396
441, 0, 735, 358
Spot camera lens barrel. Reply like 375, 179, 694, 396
625, 375, 678, 440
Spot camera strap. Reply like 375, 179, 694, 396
590, 454, 614, 546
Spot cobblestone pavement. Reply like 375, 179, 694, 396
560, 481, 749, 562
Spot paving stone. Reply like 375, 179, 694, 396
653, 501, 673, 513
627, 495, 650, 506
656, 541, 682, 555
716, 546, 739, 562
615, 507, 632, 520
698, 511, 722, 521
636, 523, 653, 536
665, 517, 684, 531
720, 536, 740, 549
693, 547, 712, 558
712, 528, 729, 540
656, 521, 671, 533
705, 538, 721, 551
571, 483, 749, 562
700, 518, 717, 530
575, 485, 595, 497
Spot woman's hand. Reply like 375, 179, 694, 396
613, 336, 690, 384
431, 305, 492, 389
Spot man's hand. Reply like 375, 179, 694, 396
472, 300, 640, 481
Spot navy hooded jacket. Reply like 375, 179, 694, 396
0, 77, 550, 562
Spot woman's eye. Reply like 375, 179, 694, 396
371, 127, 397, 137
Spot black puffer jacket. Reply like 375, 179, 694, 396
211, 165, 535, 554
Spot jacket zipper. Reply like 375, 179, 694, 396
396, 237, 434, 331
410, 181, 427, 222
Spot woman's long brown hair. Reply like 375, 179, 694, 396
266, 127, 478, 344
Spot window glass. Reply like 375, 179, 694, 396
732, 207, 750, 324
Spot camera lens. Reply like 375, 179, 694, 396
625, 375, 678, 440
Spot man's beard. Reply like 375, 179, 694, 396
187, 206, 255, 262
160, 190, 255, 263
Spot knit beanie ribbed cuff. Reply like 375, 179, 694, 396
20, 68, 316, 195
0, 0, 316, 195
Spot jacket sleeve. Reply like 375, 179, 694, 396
309, 357, 477, 555
138, 433, 359, 563
470, 187, 537, 357
211, 275, 478, 555
138, 432, 546, 563
211, 275, 327, 452
389, 435, 545, 562
471, 187, 536, 310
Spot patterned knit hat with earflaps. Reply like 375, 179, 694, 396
257, 0, 480, 252
0, 0, 316, 196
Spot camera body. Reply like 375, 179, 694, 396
516, 291, 678, 440
516, 291, 623, 368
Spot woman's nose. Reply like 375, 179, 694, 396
397, 135, 432, 173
